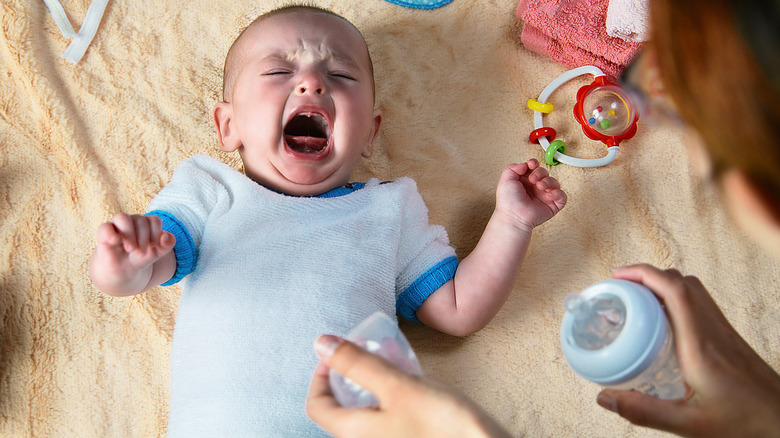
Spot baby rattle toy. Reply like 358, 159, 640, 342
527, 65, 639, 167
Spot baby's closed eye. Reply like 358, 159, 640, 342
263, 69, 293, 76
327, 72, 355, 80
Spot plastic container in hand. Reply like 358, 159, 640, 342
560, 279, 686, 399
329, 312, 423, 408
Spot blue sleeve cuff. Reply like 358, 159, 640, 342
397, 256, 459, 322
146, 210, 197, 286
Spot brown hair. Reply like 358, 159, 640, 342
221, 4, 375, 103
650, 0, 780, 202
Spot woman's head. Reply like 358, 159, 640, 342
650, 0, 780, 189
646, 0, 780, 255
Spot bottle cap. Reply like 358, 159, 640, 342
560, 279, 668, 385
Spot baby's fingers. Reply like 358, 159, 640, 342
148, 215, 176, 251
536, 175, 561, 191
110, 213, 138, 252
504, 162, 529, 180
96, 222, 123, 248
527, 165, 550, 184
133, 215, 152, 253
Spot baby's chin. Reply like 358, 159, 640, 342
262, 174, 348, 197
242, 158, 354, 196
282, 182, 342, 197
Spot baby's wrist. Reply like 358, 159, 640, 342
492, 208, 535, 234
488, 211, 535, 241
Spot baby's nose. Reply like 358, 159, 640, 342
297, 84, 324, 95
296, 74, 325, 96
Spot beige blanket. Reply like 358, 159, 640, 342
2, 0, 779, 436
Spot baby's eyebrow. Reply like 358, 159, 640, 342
259, 53, 293, 63
328, 55, 362, 70
260, 48, 363, 71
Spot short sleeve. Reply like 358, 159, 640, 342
393, 178, 458, 321
145, 210, 197, 286
145, 156, 235, 285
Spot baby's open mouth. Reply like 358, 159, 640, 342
284, 113, 330, 153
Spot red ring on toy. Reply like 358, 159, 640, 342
529, 127, 557, 144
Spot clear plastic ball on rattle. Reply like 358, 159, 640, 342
582, 85, 636, 137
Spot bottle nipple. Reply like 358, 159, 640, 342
564, 293, 626, 350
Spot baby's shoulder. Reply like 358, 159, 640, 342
180, 155, 236, 174
368, 176, 419, 193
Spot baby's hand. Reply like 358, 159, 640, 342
90, 213, 175, 294
495, 159, 567, 233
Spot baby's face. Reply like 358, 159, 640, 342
216, 11, 381, 196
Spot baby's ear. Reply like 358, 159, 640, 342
362, 109, 383, 158
213, 102, 241, 152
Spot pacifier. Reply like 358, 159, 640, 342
527, 66, 639, 167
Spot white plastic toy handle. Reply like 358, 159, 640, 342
531, 66, 619, 168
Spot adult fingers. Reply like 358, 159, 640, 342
306, 362, 344, 422
317, 335, 418, 406
611, 264, 703, 353
610, 264, 686, 304
598, 389, 696, 436
307, 339, 380, 435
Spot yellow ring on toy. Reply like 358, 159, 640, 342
527, 98, 554, 114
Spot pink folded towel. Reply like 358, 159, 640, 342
516, 0, 643, 79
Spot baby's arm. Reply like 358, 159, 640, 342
89, 213, 176, 297
416, 160, 566, 336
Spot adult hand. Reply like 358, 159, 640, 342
306, 335, 512, 438
598, 264, 780, 438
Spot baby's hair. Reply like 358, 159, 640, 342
221, 4, 375, 103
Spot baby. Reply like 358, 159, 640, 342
89, 5, 567, 437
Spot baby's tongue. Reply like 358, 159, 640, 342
285, 135, 328, 153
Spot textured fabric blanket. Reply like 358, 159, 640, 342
1, 1, 778, 437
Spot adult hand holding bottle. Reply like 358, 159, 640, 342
307, 334, 512, 438
597, 264, 780, 438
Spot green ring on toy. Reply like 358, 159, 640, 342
545, 140, 566, 165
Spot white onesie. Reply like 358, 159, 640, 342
147, 155, 458, 436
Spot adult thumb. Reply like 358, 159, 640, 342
597, 389, 692, 435
315, 335, 413, 402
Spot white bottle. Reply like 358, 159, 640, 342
560, 279, 686, 399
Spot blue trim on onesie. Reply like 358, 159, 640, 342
316, 182, 366, 198
397, 256, 459, 322
146, 210, 197, 286
261, 182, 367, 198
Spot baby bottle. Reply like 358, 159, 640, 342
560, 279, 686, 399
329, 312, 423, 408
